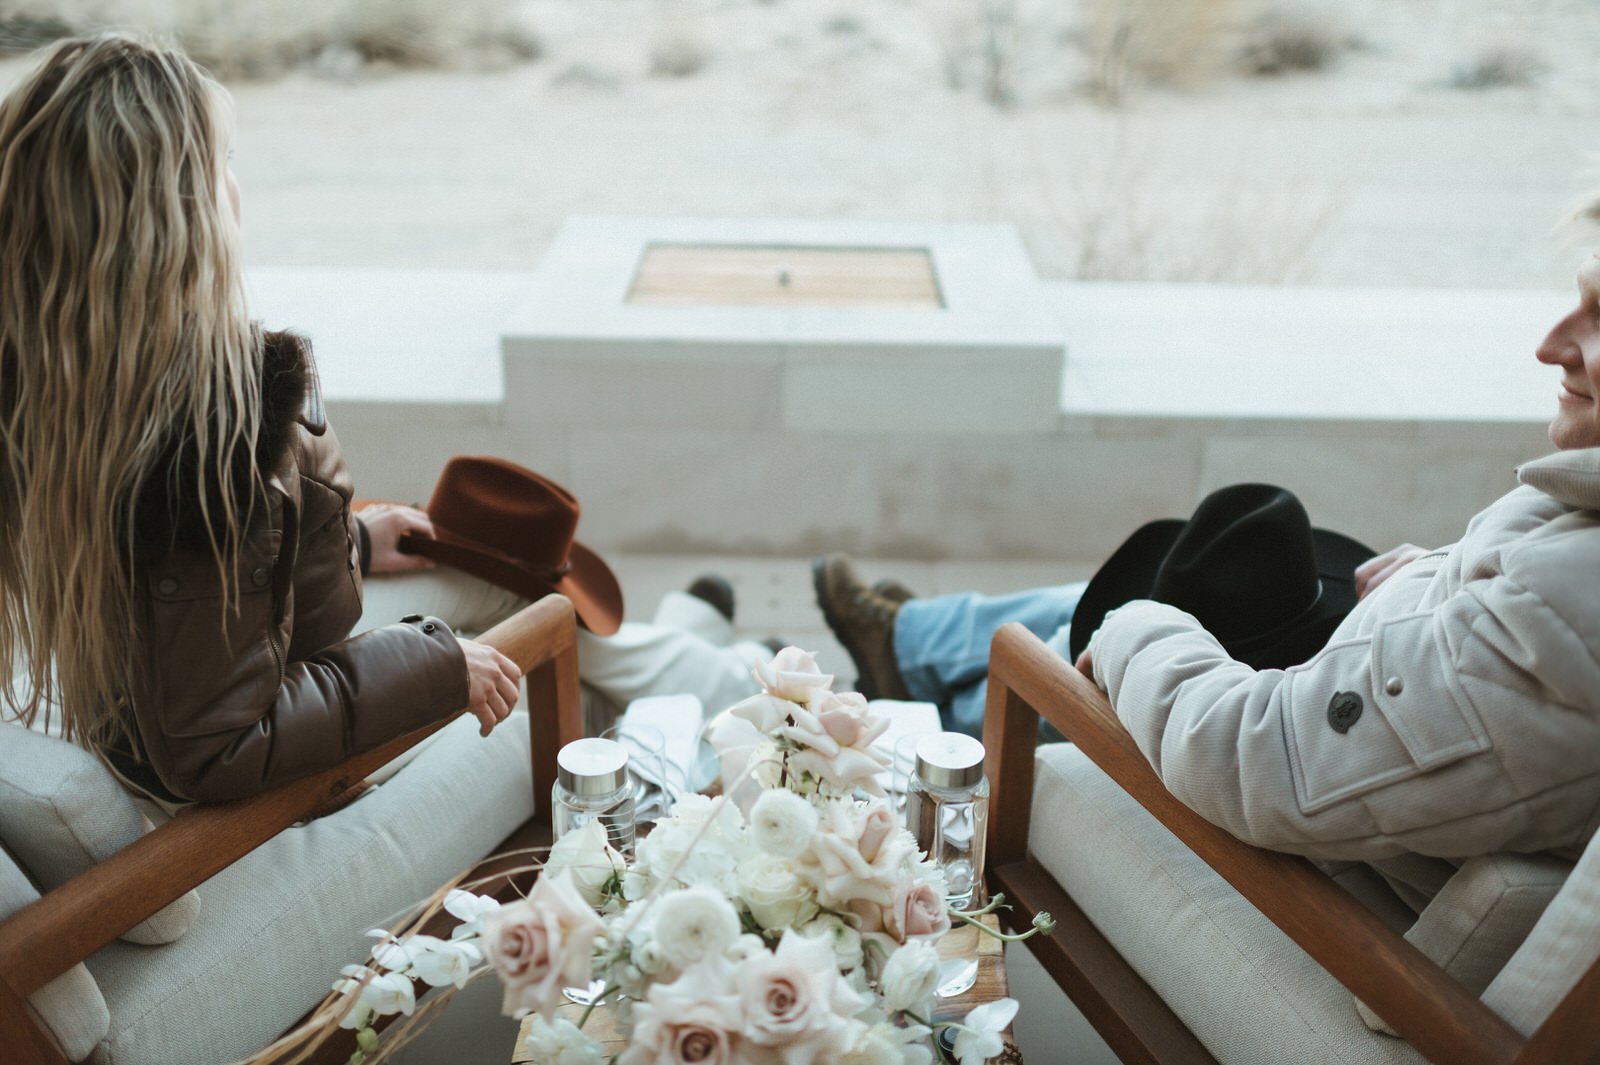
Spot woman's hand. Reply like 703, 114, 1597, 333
458, 638, 522, 737
1354, 543, 1428, 600
1075, 648, 1097, 684
357, 503, 437, 574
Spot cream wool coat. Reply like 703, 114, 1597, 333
1088, 448, 1600, 862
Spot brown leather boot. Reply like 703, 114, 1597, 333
872, 578, 916, 604
812, 554, 912, 701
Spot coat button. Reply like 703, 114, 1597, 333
251, 567, 270, 588
1385, 677, 1404, 696
422, 622, 437, 635
1327, 691, 1364, 734
157, 577, 179, 596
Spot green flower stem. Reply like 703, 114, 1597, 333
948, 906, 1056, 941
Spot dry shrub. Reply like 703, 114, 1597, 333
1236, 2, 1352, 76
924, 0, 1060, 108
1449, 44, 1544, 90
1080, 0, 1251, 104
1023, 119, 1341, 283
648, 3, 709, 78
0, 0, 538, 78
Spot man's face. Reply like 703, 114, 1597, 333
1537, 255, 1600, 450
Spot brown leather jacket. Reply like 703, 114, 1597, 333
117, 335, 467, 803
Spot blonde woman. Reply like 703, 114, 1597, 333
0, 34, 522, 803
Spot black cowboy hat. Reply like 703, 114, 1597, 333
1068, 484, 1376, 671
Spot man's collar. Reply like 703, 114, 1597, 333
1517, 449, 1600, 509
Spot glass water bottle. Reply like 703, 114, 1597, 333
552, 737, 636, 858
903, 732, 989, 909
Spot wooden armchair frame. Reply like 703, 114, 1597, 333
980, 622, 1600, 1065
0, 594, 584, 1065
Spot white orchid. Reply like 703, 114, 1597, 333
405, 934, 483, 989
333, 964, 416, 1024
951, 998, 1019, 1065
444, 888, 502, 940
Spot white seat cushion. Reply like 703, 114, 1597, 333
0, 722, 200, 945
84, 710, 536, 1065
0, 847, 109, 1062
1029, 743, 1425, 1065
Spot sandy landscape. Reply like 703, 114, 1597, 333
6, 0, 1600, 289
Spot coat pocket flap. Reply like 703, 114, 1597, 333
1371, 612, 1490, 770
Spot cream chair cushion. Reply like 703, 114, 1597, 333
0, 845, 110, 1062
1482, 828, 1600, 1035
1356, 852, 1569, 1035
0, 722, 200, 945
83, 709, 535, 1065
1029, 743, 1425, 1065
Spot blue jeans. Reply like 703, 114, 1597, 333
892, 583, 1086, 738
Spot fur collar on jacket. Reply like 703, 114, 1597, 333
134, 330, 313, 552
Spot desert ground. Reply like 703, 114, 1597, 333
6, 0, 1600, 288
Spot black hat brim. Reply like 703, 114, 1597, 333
1067, 519, 1375, 672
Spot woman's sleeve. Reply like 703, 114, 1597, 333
127, 560, 468, 803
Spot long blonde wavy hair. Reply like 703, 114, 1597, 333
0, 34, 261, 745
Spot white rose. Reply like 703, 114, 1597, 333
842, 1020, 935, 1065
724, 933, 768, 963
728, 691, 796, 733
652, 885, 742, 970
524, 1014, 604, 1065
878, 941, 941, 1013
804, 913, 864, 972
753, 646, 834, 702
738, 856, 820, 932
544, 818, 625, 908
749, 788, 819, 859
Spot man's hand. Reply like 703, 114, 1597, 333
1354, 543, 1428, 600
458, 638, 522, 736
357, 503, 437, 574
1075, 647, 1096, 683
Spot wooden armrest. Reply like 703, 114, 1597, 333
0, 594, 581, 1003
981, 622, 1526, 1065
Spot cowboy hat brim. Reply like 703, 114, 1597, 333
399, 527, 625, 637
1067, 519, 1374, 671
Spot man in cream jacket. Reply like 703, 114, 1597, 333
1083, 255, 1600, 864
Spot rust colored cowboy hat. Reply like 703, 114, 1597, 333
397, 457, 624, 635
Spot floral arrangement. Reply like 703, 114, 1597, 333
321, 648, 1052, 1065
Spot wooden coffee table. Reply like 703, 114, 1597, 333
511, 913, 1021, 1061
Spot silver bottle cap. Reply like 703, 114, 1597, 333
556, 738, 629, 796
914, 732, 986, 790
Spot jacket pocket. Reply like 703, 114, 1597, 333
1284, 613, 1491, 816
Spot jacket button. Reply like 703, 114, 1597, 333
157, 577, 179, 596
251, 567, 270, 588
1385, 677, 1404, 696
401, 613, 423, 624
1327, 691, 1364, 734
422, 621, 437, 635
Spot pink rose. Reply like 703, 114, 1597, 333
884, 880, 951, 945
481, 870, 605, 1019
619, 960, 743, 1065
753, 647, 834, 703
736, 932, 864, 1064
779, 694, 891, 796
807, 799, 915, 910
